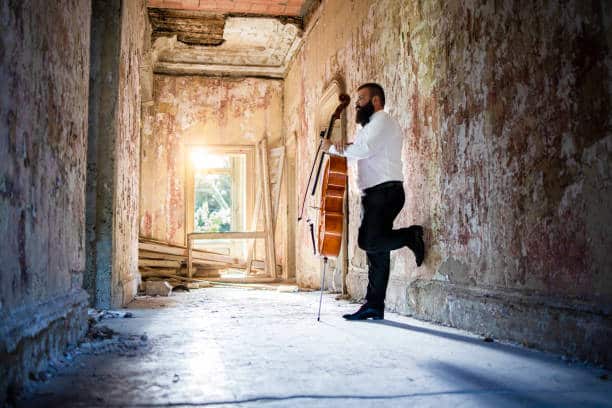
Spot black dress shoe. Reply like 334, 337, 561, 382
411, 226, 425, 267
342, 304, 384, 320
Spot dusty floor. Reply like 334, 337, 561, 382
17, 286, 612, 407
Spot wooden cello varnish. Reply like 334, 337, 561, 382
317, 154, 347, 257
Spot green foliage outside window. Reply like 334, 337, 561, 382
194, 173, 231, 232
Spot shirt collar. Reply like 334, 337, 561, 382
362, 110, 385, 127
371, 110, 386, 120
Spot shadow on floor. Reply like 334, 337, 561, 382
367, 319, 564, 365
426, 361, 549, 407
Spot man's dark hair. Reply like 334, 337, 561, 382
358, 83, 385, 106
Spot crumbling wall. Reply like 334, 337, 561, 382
140, 76, 284, 263
285, 0, 612, 365
0, 0, 91, 400
86, 0, 148, 308
113, 0, 148, 307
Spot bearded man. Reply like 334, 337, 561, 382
323, 83, 425, 320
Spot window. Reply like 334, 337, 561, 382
193, 153, 242, 233
186, 145, 255, 256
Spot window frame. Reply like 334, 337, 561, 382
185, 144, 256, 247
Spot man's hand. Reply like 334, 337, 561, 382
333, 141, 345, 154
321, 139, 332, 151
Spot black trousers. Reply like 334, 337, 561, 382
358, 181, 419, 309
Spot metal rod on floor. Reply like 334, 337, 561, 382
317, 257, 328, 321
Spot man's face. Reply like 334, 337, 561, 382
355, 88, 375, 126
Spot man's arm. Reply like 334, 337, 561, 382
327, 142, 352, 155
330, 117, 386, 159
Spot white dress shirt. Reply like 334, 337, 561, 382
329, 110, 404, 191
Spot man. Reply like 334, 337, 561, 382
323, 83, 425, 321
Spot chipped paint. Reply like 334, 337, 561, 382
85, 0, 148, 309
0, 0, 91, 398
140, 76, 284, 256
284, 0, 612, 361
152, 17, 302, 78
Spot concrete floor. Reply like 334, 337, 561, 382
18, 286, 612, 407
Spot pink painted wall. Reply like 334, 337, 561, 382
0, 0, 90, 317
113, 0, 149, 306
285, 0, 612, 304
140, 76, 284, 257
0, 0, 91, 397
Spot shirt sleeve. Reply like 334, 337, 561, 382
328, 144, 340, 156
340, 116, 387, 160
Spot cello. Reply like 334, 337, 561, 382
298, 93, 350, 320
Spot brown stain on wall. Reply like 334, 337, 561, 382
285, 0, 612, 302
141, 76, 283, 250
1, 0, 92, 396
1, 0, 91, 308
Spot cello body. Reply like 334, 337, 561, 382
317, 154, 347, 257
298, 93, 350, 259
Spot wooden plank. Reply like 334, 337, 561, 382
231, 259, 281, 271
279, 146, 288, 281
247, 260, 282, 273
139, 241, 185, 256
139, 238, 226, 255
188, 231, 265, 240
188, 235, 193, 278
244, 189, 262, 274
139, 242, 239, 264
271, 146, 285, 232
140, 270, 208, 283
139, 251, 185, 262
139, 259, 181, 268
246, 144, 284, 277
139, 241, 222, 256
205, 277, 279, 284
139, 267, 177, 275
246, 142, 263, 275
269, 151, 283, 159
192, 251, 236, 264
260, 137, 276, 278
191, 258, 231, 267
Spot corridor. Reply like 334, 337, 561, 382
18, 287, 612, 407
2, 0, 612, 405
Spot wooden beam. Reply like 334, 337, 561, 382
139, 241, 185, 256
140, 270, 208, 283
139, 240, 226, 256
139, 242, 239, 264
139, 259, 181, 268
188, 235, 193, 278
148, 8, 226, 46
260, 137, 276, 278
139, 251, 186, 262
272, 146, 285, 229
246, 142, 263, 275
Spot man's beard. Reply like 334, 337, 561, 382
355, 101, 375, 126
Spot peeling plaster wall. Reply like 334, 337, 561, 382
86, 0, 148, 309
0, 0, 90, 400
113, 0, 148, 307
285, 0, 612, 364
140, 76, 284, 261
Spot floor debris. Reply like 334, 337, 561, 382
16, 288, 612, 408
145, 280, 173, 296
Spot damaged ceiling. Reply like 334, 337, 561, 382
147, 0, 312, 78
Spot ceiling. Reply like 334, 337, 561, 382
147, 0, 308, 16
147, 0, 312, 77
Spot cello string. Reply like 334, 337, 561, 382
297, 138, 324, 221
